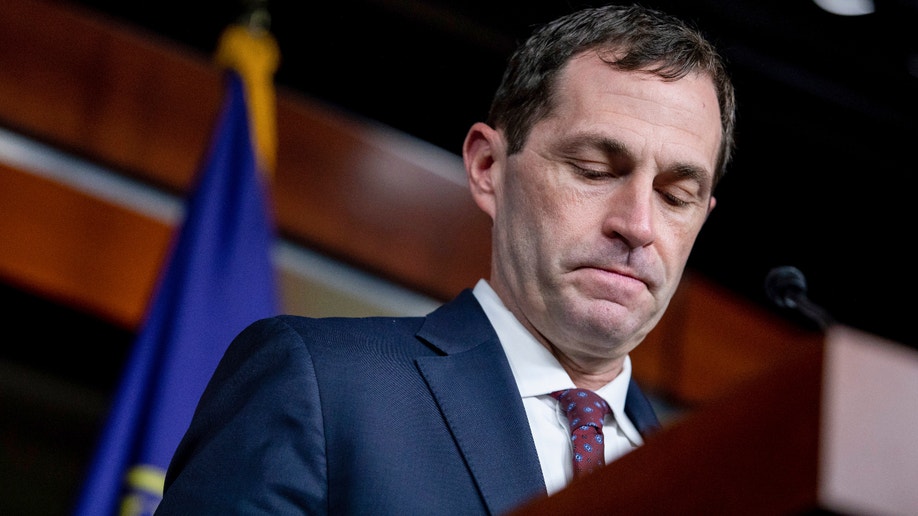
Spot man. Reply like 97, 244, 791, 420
156, 4, 735, 515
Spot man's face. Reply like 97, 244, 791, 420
481, 52, 722, 367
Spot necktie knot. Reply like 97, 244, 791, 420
551, 388, 610, 479
552, 388, 609, 430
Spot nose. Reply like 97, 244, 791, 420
601, 177, 655, 249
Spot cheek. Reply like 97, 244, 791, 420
496, 177, 562, 271
510, 162, 586, 222
500, 157, 594, 257
510, 179, 578, 245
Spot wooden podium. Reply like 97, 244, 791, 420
512, 326, 918, 515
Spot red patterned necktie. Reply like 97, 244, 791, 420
551, 388, 611, 479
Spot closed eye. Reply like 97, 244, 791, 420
658, 188, 692, 207
572, 163, 613, 179
656, 165, 710, 208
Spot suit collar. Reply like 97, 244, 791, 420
416, 289, 493, 355
414, 290, 661, 513
416, 290, 547, 514
625, 377, 662, 436
423, 290, 662, 437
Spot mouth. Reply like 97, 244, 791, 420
577, 265, 650, 290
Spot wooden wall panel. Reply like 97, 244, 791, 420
273, 99, 492, 299
673, 277, 823, 404
0, 0, 491, 303
0, 162, 171, 328
0, 0, 219, 191
631, 273, 823, 405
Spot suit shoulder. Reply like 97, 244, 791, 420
272, 313, 425, 334
236, 314, 427, 352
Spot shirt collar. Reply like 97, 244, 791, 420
472, 279, 638, 438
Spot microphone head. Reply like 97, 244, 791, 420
764, 265, 807, 309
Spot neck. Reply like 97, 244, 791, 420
550, 348, 625, 391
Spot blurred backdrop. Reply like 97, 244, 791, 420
67, 0, 917, 346
1, 0, 916, 514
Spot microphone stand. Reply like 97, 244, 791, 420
764, 266, 835, 331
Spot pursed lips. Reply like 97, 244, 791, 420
575, 264, 653, 292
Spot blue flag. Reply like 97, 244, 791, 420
72, 70, 279, 516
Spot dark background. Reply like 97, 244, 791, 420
36, 0, 918, 349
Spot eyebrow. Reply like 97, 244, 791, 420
557, 132, 630, 160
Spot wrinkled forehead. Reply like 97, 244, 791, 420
547, 52, 723, 174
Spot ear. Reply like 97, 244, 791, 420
463, 122, 503, 219
706, 195, 717, 218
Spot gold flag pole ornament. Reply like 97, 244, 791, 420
214, 2, 280, 176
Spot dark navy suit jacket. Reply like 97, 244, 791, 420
157, 289, 660, 515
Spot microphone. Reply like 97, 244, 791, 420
764, 266, 834, 331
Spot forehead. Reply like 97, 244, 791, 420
546, 52, 722, 172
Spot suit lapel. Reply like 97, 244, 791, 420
415, 290, 546, 514
413, 290, 663, 512
625, 377, 662, 437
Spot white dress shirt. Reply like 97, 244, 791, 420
472, 279, 643, 495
